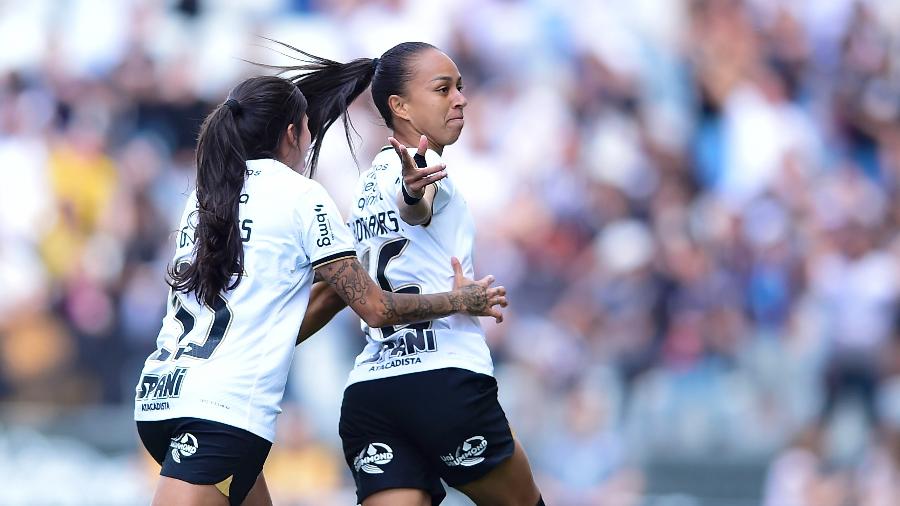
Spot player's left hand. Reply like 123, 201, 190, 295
451, 256, 508, 324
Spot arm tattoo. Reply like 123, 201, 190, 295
381, 291, 438, 324
318, 257, 491, 326
318, 258, 370, 307
449, 284, 489, 314
384, 283, 489, 325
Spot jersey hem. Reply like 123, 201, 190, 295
134, 406, 276, 443
345, 358, 494, 388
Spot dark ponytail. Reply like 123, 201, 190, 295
169, 76, 307, 306
265, 40, 375, 174
266, 40, 436, 172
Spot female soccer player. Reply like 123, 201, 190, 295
133, 74, 507, 506
282, 42, 543, 506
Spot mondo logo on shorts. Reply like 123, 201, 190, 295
353, 442, 394, 474
169, 433, 198, 463
441, 436, 487, 467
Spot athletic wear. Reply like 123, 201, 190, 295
137, 417, 271, 506
134, 158, 356, 442
345, 147, 493, 386
339, 368, 515, 505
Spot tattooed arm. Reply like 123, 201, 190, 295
315, 256, 507, 328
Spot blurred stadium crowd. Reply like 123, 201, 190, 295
3, 0, 900, 504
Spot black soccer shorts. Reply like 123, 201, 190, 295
137, 417, 271, 506
339, 368, 516, 505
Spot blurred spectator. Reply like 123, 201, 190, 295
4, 0, 900, 503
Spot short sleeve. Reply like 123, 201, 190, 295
299, 182, 357, 269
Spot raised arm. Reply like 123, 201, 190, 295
316, 256, 506, 329
391, 135, 446, 226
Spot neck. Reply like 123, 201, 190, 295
392, 126, 444, 155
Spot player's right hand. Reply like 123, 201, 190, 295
389, 134, 446, 199
450, 256, 508, 323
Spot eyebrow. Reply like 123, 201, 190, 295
430, 75, 462, 83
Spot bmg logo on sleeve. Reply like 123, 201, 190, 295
169, 433, 198, 463
313, 204, 334, 247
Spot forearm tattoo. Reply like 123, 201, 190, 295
317, 258, 491, 326
381, 292, 437, 324
384, 283, 489, 325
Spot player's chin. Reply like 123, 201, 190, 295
441, 127, 463, 146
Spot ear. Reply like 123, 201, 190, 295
285, 123, 300, 148
388, 94, 410, 122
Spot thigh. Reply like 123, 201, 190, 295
363, 488, 432, 506
340, 381, 446, 506
151, 476, 229, 506
455, 438, 541, 506
240, 473, 272, 506
137, 418, 271, 506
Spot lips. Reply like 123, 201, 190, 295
447, 117, 465, 125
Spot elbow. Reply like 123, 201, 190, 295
356, 301, 389, 328
362, 311, 389, 329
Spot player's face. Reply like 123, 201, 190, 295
402, 49, 467, 148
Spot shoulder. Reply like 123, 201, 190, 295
247, 158, 326, 197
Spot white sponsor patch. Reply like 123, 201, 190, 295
169, 433, 198, 464
441, 436, 487, 467
353, 442, 394, 474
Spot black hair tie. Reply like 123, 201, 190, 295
223, 98, 242, 115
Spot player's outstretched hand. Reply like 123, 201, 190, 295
389, 135, 446, 199
450, 256, 507, 324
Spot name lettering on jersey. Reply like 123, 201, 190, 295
314, 204, 335, 247
239, 193, 253, 242
352, 210, 400, 242
246, 169, 261, 176
136, 367, 188, 401
365, 329, 437, 371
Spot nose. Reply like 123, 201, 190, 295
453, 89, 467, 109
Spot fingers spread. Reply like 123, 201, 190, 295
478, 275, 496, 287
451, 256, 463, 278
405, 164, 446, 190
417, 134, 428, 156
389, 137, 416, 172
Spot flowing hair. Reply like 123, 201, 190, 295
168, 76, 307, 305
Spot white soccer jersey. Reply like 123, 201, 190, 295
134, 158, 356, 442
345, 147, 493, 385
